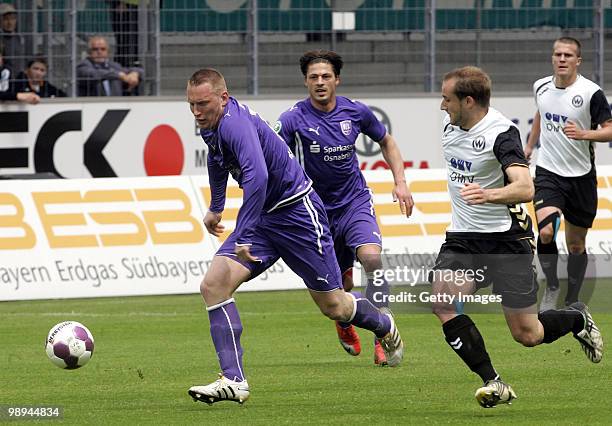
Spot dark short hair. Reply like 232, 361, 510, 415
299, 50, 343, 77
443, 66, 491, 108
188, 68, 227, 93
27, 56, 47, 69
554, 36, 581, 57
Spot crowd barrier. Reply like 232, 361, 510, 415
1, 168, 611, 301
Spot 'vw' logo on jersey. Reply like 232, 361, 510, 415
340, 120, 352, 136
572, 95, 584, 108
472, 136, 486, 152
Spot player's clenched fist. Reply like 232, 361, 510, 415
203, 210, 224, 237
460, 183, 489, 205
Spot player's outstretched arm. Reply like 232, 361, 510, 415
563, 119, 612, 142
460, 165, 534, 205
524, 111, 540, 161
379, 133, 414, 217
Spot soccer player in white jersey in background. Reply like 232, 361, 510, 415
432, 66, 603, 408
525, 37, 612, 312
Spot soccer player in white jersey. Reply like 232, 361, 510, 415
432, 66, 603, 408
524, 37, 612, 312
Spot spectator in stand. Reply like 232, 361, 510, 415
0, 43, 38, 104
0, 2, 32, 73
13, 57, 66, 98
77, 35, 143, 96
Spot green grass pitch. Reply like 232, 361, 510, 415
1, 280, 611, 425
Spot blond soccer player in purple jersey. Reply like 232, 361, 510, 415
186, 68, 404, 406
276, 50, 414, 365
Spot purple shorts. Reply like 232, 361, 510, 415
217, 191, 342, 292
327, 188, 382, 273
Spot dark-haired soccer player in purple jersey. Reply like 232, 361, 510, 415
275, 50, 414, 365
185, 68, 404, 406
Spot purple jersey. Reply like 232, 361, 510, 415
216, 191, 342, 292
275, 96, 387, 211
201, 97, 312, 245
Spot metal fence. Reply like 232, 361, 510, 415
1, 0, 159, 96
2, 0, 611, 97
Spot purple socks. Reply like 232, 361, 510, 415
207, 298, 245, 382
346, 291, 391, 338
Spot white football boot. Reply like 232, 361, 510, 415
376, 308, 404, 367
189, 374, 250, 405
475, 379, 517, 408
539, 286, 560, 312
569, 302, 604, 363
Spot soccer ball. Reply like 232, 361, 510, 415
45, 321, 95, 369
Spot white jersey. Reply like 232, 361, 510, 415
442, 107, 532, 238
534, 74, 611, 177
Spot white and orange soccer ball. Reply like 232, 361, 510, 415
45, 321, 95, 369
